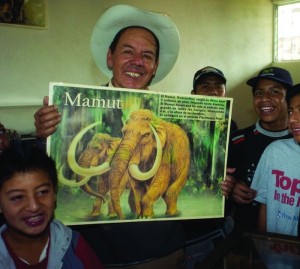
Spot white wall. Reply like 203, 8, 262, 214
1, 0, 300, 134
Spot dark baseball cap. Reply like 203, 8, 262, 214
193, 66, 226, 90
247, 67, 293, 90
286, 83, 300, 104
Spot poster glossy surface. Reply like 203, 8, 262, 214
48, 82, 233, 225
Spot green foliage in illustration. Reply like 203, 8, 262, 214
179, 119, 228, 195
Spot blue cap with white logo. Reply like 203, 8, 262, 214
247, 67, 293, 90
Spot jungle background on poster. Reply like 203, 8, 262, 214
48, 83, 232, 225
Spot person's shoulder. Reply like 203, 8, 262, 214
229, 124, 255, 143
230, 119, 238, 133
50, 219, 72, 240
0, 224, 6, 233
230, 124, 254, 135
265, 137, 294, 152
257, 138, 294, 164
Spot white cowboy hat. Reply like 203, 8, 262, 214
90, 5, 180, 85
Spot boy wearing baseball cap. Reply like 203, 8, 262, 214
191, 66, 238, 133
191, 66, 226, 97
223, 67, 294, 232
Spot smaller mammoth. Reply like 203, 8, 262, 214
59, 122, 121, 217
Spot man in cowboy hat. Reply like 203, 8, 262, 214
34, 5, 185, 269
34, 4, 179, 137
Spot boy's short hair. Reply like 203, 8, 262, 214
286, 83, 300, 106
0, 144, 58, 192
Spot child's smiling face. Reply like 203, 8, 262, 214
0, 170, 56, 239
288, 94, 300, 143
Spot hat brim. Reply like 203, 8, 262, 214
91, 5, 180, 85
247, 77, 292, 90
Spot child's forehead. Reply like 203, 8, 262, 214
1, 170, 53, 190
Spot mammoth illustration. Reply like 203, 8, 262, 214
59, 122, 121, 216
109, 109, 191, 219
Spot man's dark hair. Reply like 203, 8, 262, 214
109, 26, 160, 62
0, 144, 58, 192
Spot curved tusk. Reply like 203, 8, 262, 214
129, 124, 162, 181
58, 165, 107, 202
68, 121, 111, 176
58, 165, 93, 187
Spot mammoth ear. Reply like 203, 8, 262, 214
152, 124, 166, 149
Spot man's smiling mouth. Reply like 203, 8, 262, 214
260, 106, 274, 113
125, 72, 141, 78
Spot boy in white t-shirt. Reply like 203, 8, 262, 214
251, 83, 300, 237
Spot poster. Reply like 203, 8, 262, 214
48, 82, 233, 225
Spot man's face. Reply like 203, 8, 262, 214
107, 28, 159, 90
193, 76, 226, 97
253, 79, 288, 130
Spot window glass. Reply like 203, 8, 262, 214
275, 2, 300, 61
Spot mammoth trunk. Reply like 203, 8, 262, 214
109, 141, 135, 219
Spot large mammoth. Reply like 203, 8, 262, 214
59, 122, 121, 217
109, 109, 191, 219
